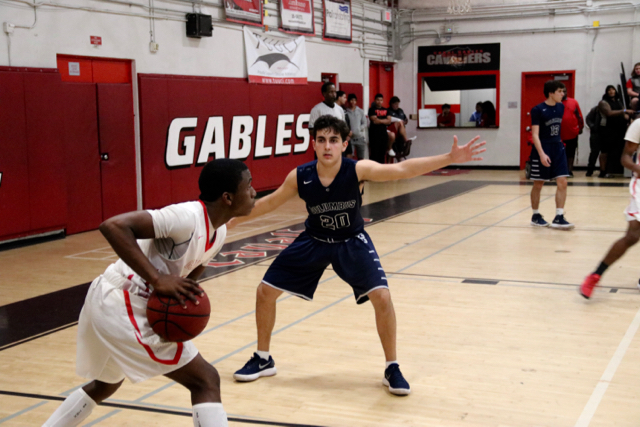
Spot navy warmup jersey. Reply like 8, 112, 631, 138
297, 159, 364, 242
531, 101, 564, 144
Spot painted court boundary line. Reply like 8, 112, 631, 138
574, 306, 640, 427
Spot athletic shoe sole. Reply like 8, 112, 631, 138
579, 287, 591, 299
382, 378, 411, 396
530, 221, 549, 227
233, 367, 277, 382
550, 223, 575, 230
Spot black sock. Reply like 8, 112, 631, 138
594, 261, 609, 276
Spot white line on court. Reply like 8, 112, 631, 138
574, 306, 640, 427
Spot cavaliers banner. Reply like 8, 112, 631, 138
243, 27, 308, 85
280, 0, 314, 35
323, 0, 352, 43
225, 0, 263, 26
418, 43, 501, 73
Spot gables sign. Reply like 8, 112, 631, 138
418, 43, 500, 73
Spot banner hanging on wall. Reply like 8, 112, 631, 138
417, 43, 501, 73
225, 0, 263, 26
323, 0, 352, 43
280, 0, 314, 35
243, 27, 308, 84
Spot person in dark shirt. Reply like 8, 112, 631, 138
387, 96, 416, 161
231, 115, 486, 396
437, 103, 456, 127
529, 80, 573, 229
368, 93, 393, 163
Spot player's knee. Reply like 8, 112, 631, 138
186, 365, 221, 396
257, 283, 281, 302
369, 288, 392, 308
83, 379, 123, 403
624, 231, 640, 246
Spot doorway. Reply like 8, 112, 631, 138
369, 61, 394, 109
520, 71, 575, 169
56, 55, 137, 234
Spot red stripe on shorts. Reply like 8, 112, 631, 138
124, 290, 183, 365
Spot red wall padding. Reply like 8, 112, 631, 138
0, 71, 31, 238
97, 83, 137, 219
61, 83, 103, 234
138, 75, 359, 208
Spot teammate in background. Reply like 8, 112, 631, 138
529, 80, 574, 229
309, 82, 345, 130
231, 115, 486, 396
581, 118, 640, 298
560, 88, 584, 177
42, 159, 256, 427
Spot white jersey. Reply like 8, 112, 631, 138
77, 200, 226, 384
103, 200, 226, 295
309, 101, 345, 128
622, 120, 640, 221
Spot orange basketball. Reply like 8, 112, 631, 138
146, 289, 211, 342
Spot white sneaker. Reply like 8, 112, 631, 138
407, 136, 417, 141
387, 148, 396, 156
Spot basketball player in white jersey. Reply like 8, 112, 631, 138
581, 119, 640, 298
42, 159, 256, 427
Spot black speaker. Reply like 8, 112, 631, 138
186, 13, 213, 38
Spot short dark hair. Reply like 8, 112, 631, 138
321, 82, 335, 94
311, 115, 350, 140
543, 80, 566, 98
476, 102, 483, 107
199, 159, 248, 202
390, 96, 400, 104
442, 103, 451, 109
374, 93, 384, 100
336, 90, 345, 98
347, 93, 357, 102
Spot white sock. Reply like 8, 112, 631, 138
556, 208, 564, 216
407, 135, 417, 141
193, 402, 228, 427
256, 350, 270, 360
385, 360, 399, 369
43, 388, 97, 427
532, 209, 540, 214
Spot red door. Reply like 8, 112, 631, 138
369, 62, 394, 108
520, 71, 575, 168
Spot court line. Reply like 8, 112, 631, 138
574, 306, 640, 427
0, 400, 48, 424
0, 391, 327, 427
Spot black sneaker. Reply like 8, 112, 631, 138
382, 363, 411, 396
530, 213, 549, 227
233, 353, 277, 382
550, 214, 574, 230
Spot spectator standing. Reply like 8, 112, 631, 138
437, 103, 456, 128
585, 105, 606, 177
560, 88, 584, 177
469, 102, 483, 126
626, 62, 640, 108
335, 90, 353, 158
599, 85, 631, 176
345, 94, 367, 160
309, 82, 345, 130
368, 93, 393, 163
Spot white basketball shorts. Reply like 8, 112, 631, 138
76, 274, 198, 384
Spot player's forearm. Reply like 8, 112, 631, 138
99, 222, 162, 285
389, 153, 454, 180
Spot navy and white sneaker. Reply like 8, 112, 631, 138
382, 363, 411, 396
233, 353, 277, 382
550, 214, 574, 230
530, 213, 549, 227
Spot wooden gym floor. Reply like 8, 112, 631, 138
1, 170, 640, 427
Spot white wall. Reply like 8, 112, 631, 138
396, 3, 640, 166
0, 0, 390, 87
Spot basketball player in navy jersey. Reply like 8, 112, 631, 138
232, 115, 486, 395
529, 80, 574, 229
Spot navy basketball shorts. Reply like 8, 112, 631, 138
529, 142, 570, 181
262, 231, 388, 304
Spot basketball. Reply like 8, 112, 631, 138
146, 289, 211, 342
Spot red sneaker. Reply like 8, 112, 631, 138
580, 273, 601, 299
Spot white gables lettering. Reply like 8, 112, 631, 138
229, 116, 254, 160
275, 114, 295, 155
166, 117, 197, 167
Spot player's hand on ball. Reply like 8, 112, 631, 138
450, 135, 486, 164
152, 274, 203, 308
